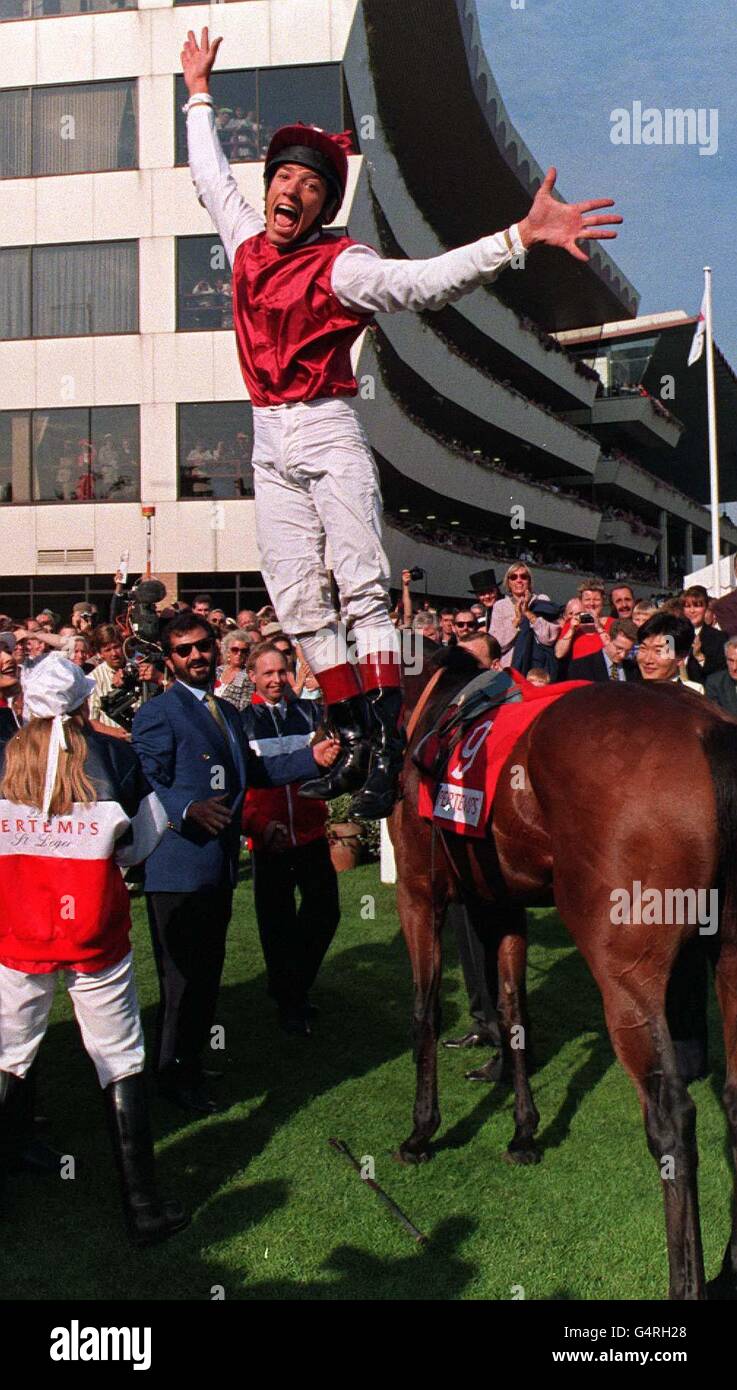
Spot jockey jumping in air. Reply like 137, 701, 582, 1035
181, 28, 622, 820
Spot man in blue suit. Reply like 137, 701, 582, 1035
132, 613, 339, 1114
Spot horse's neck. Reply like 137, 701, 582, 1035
403, 663, 475, 744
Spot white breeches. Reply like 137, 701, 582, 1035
0, 951, 145, 1088
252, 398, 399, 671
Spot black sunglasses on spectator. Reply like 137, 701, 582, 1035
455, 620, 477, 629
171, 638, 214, 657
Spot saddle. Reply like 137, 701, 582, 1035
412, 668, 522, 783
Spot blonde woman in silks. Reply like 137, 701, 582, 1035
0, 655, 187, 1247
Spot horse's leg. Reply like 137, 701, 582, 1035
496, 912, 540, 1165
394, 874, 445, 1164
712, 942, 737, 1297
593, 974, 704, 1300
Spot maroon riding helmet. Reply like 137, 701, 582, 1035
263, 123, 353, 225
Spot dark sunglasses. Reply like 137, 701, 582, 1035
229, 645, 249, 654
171, 637, 214, 657
455, 620, 477, 629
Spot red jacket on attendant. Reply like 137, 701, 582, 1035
231, 231, 373, 406
241, 693, 328, 851
0, 732, 165, 974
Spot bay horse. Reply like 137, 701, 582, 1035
389, 644, 737, 1300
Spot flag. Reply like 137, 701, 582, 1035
688, 293, 706, 366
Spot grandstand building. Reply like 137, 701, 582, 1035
1, 0, 735, 615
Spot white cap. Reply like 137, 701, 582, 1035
23, 653, 95, 720
22, 655, 96, 818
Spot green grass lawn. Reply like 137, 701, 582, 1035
1, 862, 731, 1302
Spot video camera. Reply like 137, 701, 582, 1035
124, 577, 167, 646
99, 662, 149, 732
102, 578, 168, 730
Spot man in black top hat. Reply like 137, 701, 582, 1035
469, 570, 500, 634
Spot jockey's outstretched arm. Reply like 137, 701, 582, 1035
186, 102, 265, 268
331, 164, 622, 316
330, 229, 525, 316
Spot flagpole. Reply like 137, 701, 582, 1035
703, 266, 722, 597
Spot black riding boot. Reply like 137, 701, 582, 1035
0, 1071, 26, 1190
16, 1060, 63, 1174
298, 693, 372, 800
349, 687, 406, 821
104, 1073, 189, 1248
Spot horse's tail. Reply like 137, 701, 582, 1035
702, 716, 737, 945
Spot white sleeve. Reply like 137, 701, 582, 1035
115, 790, 168, 867
187, 104, 265, 268
331, 224, 525, 315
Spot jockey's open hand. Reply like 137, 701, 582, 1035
312, 736, 342, 768
181, 26, 222, 96
518, 168, 622, 263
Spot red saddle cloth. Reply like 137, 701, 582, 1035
417, 674, 590, 838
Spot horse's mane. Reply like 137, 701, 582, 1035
401, 639, 481, 717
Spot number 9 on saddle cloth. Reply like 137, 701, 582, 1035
412, 669, 522, 784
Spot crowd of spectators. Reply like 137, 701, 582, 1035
396, 562, 737, 697
0, 588, 321, 737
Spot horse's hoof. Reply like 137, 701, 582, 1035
393, 1141, 432, 1165
504, 1142, 541, 1166
707, 1271, 737, 1300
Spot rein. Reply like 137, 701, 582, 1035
404, 667, 445, 748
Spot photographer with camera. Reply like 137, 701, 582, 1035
554, 578, 614, 671
89, 626, 164, 740
71, 603, 97, 636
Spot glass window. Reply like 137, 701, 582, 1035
0, 89, 30, 178
179, 403, 254, 500
177, 235, 232, 331
174, 64, 347, 166
1, 0, 137, 20
89, 406, 140, 502
0, 81, 136, 178
29, 405, 139, 502
258, 64, 344, 158
0, 410, 31, 504
0, 247, 31, 339
32, 240, 137, 337
175, 71, 257, 166
578, 337, 658, 394
32, 80, 136, 176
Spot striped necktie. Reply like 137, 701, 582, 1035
204, 692, 231, 743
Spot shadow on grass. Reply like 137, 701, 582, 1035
238, 1216, 478, 1300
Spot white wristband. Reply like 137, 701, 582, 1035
182, 93, 214, 114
